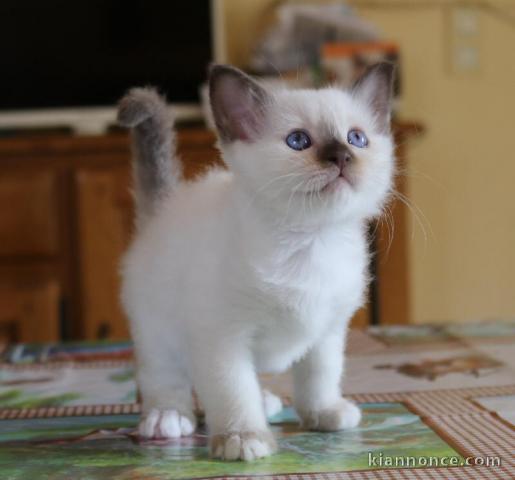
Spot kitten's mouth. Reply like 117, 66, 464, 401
320, 170, 355, 194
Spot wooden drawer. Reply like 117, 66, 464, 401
0, 280, 60, 344
179, 148, 222, 180
0, 172, 59, 257
75, 142, 221, 340
76, 166, 133, 340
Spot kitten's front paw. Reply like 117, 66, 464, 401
138, 408, 196, 438
210, 430, 277, 461
299, 398, 361, 431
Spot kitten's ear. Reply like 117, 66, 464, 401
209, 64, 271, 142
352, 62, 395, 133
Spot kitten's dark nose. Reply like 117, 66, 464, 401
328, 150, 352, 170
319, 140, 353, 171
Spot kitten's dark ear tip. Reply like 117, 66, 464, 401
208, 63, 226, 79
208, 64, 245, 84
208, 64, 270, 143
208, 64, 251, 100
374, 61, 396, 73
352, 61, 396, 97
208, 64, 224, 86
352, 62, 396, 134
363, 62, 396, 84
378, 62, 396, 83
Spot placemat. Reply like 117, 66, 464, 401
1, 321, 514, 479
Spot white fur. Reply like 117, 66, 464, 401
139, 408, 195, 438
263, 389, 283, 418
121, 86, 394, 460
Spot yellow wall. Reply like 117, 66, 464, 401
222, 0, 274, 66
222, 1, 515, 324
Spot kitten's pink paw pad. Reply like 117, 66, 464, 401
211, 430, 277, 461
301, 398, 361, 431
263, 389, 283, 418
138, 408, 196, 438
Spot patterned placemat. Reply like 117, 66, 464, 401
1, 322, 514, 479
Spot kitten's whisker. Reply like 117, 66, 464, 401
254, 172, 307, 197
306, 177, 317, 215
391, 190, 434, 252
281, 178, 310, 226
381, 204, 395, 256
243, 171, 308, 212
394, 190, 434, 240
395, 167, 445, 190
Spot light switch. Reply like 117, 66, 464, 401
454, 45, 479, 70
453, 7, 479, 36
448, 6, 481, 73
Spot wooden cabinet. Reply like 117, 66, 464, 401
73, 131, 221, 340
0, 129, 221, 342
0, 172, 59, 257
0, 169, 62, 343
76, 166, 133, 339
0, 280, 59, 344
0, 124, 418, 342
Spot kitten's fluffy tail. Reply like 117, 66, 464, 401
117, 87, 180, 227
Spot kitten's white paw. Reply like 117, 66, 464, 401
300, 398, 361, 431
138, 408, 196, 438
210, 430, 277, 461
263, 389, 283, 418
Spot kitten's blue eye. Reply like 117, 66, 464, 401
286, 130, 312, 151
347, 129, 368, 148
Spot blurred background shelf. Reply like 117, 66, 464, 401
0, 122, 420, 342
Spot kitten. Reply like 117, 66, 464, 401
118, 63, 395, 461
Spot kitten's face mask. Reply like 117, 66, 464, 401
209, 63, 395, 224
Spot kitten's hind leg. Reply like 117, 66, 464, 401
263, 389, 283, 418
135, 348, 196, 439
194, 389, 283, 423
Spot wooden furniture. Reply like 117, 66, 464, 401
0, 123, 420, 341
0, 280, 60, 344
375, 123, 422, 326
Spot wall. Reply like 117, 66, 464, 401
222, 0, 515, 324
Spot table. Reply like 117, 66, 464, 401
1, 322, 514, 479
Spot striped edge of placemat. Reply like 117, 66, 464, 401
177, 463, 510, 479
0, 402, 140, 419
2, 384, 514, 420
0, 359, 134, 370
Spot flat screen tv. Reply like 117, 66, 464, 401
0, 0, 224, 132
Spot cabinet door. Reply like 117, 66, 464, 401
74, 133, 221, 341
76, 165, 133, 340
0, 172, 59, 257
0, 280, 60, 343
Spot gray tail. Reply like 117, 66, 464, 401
117, 87, 181, 226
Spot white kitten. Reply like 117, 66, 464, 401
118, 63, 395, 461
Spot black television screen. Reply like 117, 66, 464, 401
0, 1, 212, 110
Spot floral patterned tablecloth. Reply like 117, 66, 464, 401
1, 322, 514, 480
